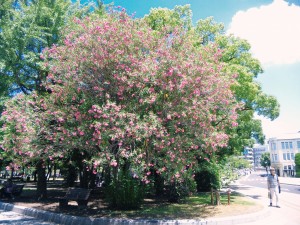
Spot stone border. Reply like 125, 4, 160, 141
0, 201, 270, 225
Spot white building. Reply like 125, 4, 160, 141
268, 132, 300, 177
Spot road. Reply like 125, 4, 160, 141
232, 172, 300, 225
0, 209, 57, 225
239, 173, 300, 194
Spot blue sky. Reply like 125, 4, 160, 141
80, 0, 300, 140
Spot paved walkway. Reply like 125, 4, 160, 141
0, 174, 299, 225
277, 176, 300, 186
230, 173, 300, 225
0, 209, 57, 225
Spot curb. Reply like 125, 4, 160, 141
0, 200, 270, 225
280, 182, 300, 186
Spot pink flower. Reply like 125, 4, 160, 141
110, 160, 118, 167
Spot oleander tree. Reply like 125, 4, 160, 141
0, 0, 104, 199
143, 6, 279, 153
1, 94, 47, 197
39, 9, 240, 199
142, 5, 279, 192
1, 4, 279, 205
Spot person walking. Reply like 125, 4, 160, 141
267, 167, 281, 208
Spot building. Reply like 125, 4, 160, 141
252, 144, 268, 168
268, 132, 300, 177
243, 147, 254, 168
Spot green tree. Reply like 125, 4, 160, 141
143, 5, 192, 31
0, 0, 102, 200
2, 9, 242, 206
143, 6, 280, 152
295, 153, 300, 178
0, 0, 97, 97
260, 152, 271, 174
142, 4, 280, 192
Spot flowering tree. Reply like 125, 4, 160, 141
143, 6, 280, 193
0, 0, 105, 199
42, 10, 240, 184
1, 94, 50, 198
1, 9, 240, 204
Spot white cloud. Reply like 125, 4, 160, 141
227, 0, 300, 66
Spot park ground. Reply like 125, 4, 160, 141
0, 179, 262, 220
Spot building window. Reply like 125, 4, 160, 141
284, 166, 287, 170
287, 153, 291, 160
271, 143, 276, 150
291, 153, 295, 160
297, 141, 300, 149
289, 142, 293, 149
281, 142, 285, 149
283, 153, 287, 160
274, 154, 278, 161
285, 142, 289, 149
272, 154, 274, 162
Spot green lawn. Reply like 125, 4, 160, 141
101, 192, 257, 219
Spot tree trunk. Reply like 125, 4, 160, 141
79, 164, 89, 188
10, 167, 14, 179
154, 172, 164, 196
211, 188, 214, 205
46, 162, 52, 181
36, 159, 47, 200
53, 163, 57, 181
215, 191, 220, 205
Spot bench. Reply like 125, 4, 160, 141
12, 184, 24, 196
1, 184, 24, 198
59, 187, 91, 208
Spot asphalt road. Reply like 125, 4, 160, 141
239, 173, 300, 194
0, 210, 58, 225
233, 173, 300, 225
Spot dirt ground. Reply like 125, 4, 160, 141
1, 181, 263, 220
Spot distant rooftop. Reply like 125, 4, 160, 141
268, 132, 300, 140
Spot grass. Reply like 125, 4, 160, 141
92, 192, 258, 219
7, 181, 261, 220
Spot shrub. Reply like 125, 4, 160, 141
105, 171, 144, 209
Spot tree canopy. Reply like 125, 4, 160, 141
143, 5, 280, 152
0, 3, 280, 202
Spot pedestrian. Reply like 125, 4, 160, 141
267, 167, 280, 208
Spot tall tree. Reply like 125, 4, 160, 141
142, 6, 280, 153
41, 8, 240, 181
142, 5, 279, 192
0, 0, 102, 199
0, 0, 96, 97
1, 9, 241, 205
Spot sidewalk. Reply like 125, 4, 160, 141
279, 176, 300, 186
0, 175, 299, 225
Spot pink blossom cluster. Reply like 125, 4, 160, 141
1, 11, 241, 183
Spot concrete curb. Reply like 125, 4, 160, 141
0, 200, 270, 225
280, 182, 300, 186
